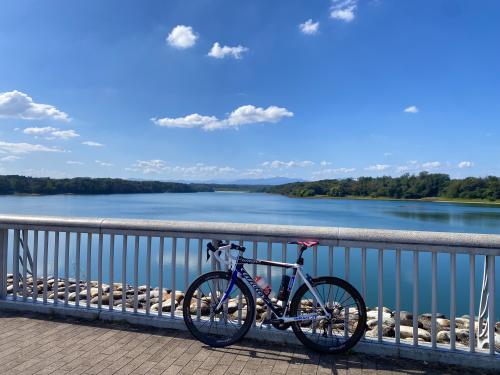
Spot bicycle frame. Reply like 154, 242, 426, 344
214, 251, 331, 323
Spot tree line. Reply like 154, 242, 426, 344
1, 173, 499, 201
264, 173, 500, 201
0, 175, 212, 195
0, 175, 269, 195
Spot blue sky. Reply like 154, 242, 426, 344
0, 0, 499, 181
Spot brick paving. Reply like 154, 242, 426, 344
0, 310, 492, 375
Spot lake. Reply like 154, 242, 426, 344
1, 192, 499, 319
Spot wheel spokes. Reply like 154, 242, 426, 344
187, 277, 251, 342
295, 282, 363, 347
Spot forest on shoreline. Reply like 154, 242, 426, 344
264, 173, 500, 202
0, 175, 261, 195
1, 173, 499, 202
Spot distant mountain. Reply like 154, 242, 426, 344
123, 177, 307, 186
156, 177, 306, 185
227, 177, 307, 185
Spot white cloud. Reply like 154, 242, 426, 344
312, 167, 356, 177
82, 141, 104, 147
458, 161, 474, 169
172, 163, 237, 176
299, 19, 320, 35
397, 161, 415, 174
0, 141, 62, 154
128, 159, 168, 174
23, 127, 80, 140
404, 105, 419, 114
242, 168, 265, 177
50, 130, 80, 139
0, 155, 20, 162
225, 105, 293, 127
95, 160, 114, 167
336, 167, 356, 173
167, 25, 198, 49
152, 104, 293, 131
66, 160, 84, 165
320, 160, 332, 166
365, 164, 390, 172
208, 42, 249, 59
23, 126, 58, 135
330, 0, 357, 22
0, 90, 70, 121
397, 160, 444, 173
126, 160, 238, 178
422, 161, 441, 169
262, 160, 314, 169
152, 114, 218, 129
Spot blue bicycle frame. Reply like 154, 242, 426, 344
214, 253, 331, 322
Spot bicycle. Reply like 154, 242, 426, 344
182, 240, 367, 353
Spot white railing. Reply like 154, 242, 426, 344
0, 214, 498, 370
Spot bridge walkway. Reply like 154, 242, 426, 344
0, 311, 491, 375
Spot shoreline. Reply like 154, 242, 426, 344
280, 194, 500, 206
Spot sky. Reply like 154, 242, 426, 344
0, 0, 499, 182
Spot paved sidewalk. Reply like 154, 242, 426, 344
0, 310, 492, 375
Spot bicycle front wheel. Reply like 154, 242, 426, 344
182, 271, 255, 347
290, 276, 366, 354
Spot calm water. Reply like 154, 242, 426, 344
1, 192, 499, 319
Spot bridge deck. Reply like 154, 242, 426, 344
0, 311, 490, 375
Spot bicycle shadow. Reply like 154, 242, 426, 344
204, 337, 482, 375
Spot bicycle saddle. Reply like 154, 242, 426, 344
287, 240, 319, 248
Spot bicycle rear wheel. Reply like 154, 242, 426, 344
182, 271, 255, 347
290, 276, 366, 354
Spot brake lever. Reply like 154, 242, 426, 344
206, 241, 216, 261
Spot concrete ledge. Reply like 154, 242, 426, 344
0, 214, 500, 253
1, 300, 498, 371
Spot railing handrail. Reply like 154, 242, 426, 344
0, 214, 500, 254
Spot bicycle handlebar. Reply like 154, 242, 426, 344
212, 244, 239, 266
206, 241, 245, 266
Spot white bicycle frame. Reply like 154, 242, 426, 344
212, 244, 332, 321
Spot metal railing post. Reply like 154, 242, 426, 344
477, 255, 490, 350
0, 229, 7, 299
486, 255, 495, 355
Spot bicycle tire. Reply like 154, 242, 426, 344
290, 276, 367, 354
183, 271, 255, 347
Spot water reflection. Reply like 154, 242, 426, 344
385, 210, 453, 222
385, 209, 500, 229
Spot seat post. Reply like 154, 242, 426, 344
296, 244, 307, 265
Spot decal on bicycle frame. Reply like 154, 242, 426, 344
292, 314, 318, 321
237, 265, 282, 315
219, 255, 298, 317
288, 276, 295, 292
